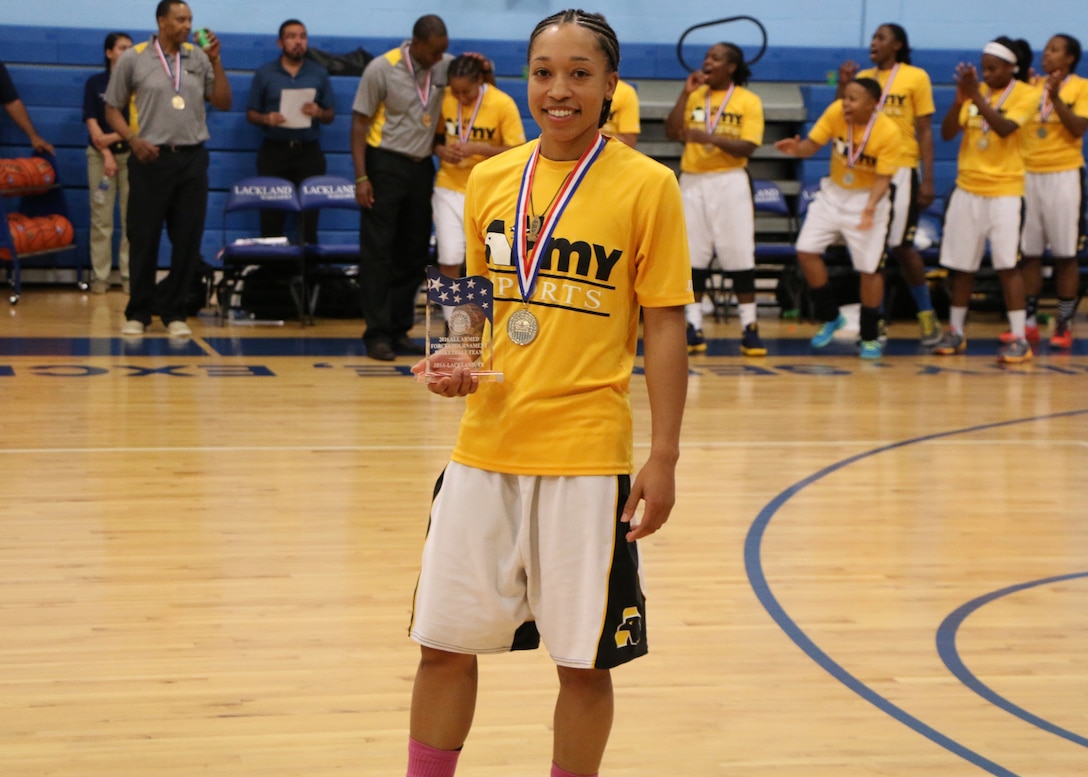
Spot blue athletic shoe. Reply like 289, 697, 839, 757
858, 339, 883, 360
810, 314, 846, 348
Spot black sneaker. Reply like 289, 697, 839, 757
687, 323, 707, 354
740, 323, 766, 356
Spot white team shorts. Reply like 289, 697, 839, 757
432, 186, 467, 267
1021, 168, 1085, 258
939, 189, 1022, 272
887, 166, 919, 249
410, 461, 648, 669
795, 177, 891, 274
680, 168, 756, 272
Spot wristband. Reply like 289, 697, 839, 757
355, 175, 369, 183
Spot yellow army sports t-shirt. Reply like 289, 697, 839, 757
856, 64, 935, 169
955, 79, 1036, 197
1021, 73, 1088, 173
435, 84, 526, 193
808, 100, 901, 189
600, 78, 641, 138
454, 138, 693, 476
679, 84, 764, 173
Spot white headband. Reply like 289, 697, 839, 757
984, 41, 1019, 67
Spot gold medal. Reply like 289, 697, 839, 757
977, 136, 990, 151
527, 216, 542, 243
172, 94, 185, 110
421, 113, 432, 127
507, 307, 539, 346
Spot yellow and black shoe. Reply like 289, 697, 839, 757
686, 323, 707, 354
739, 323, 767, 356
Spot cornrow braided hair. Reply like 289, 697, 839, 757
449, 54, 486, 81
529, 9, 620, 128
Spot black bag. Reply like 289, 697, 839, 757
310, 268, 364, 318
236, 265, 304, 320
305, 47, 373, 77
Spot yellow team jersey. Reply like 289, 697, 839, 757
856, 63, 935, 169
955, 79, 1037, 197
600, 78, 641, 138
456, 139, 693, 476
1022, 73, 1088, 173
680, 84, 764, 173
808, 100, 901, 189
435, 84, 526, 193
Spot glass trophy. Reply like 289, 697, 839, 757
420, 265, 503, 383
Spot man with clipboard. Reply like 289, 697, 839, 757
246, 19, 335, 244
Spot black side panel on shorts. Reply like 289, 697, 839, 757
594, 475, 649, 669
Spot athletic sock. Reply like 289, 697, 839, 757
949, 305, 968, 335
909, 282, 933, 313
551, 764, 597, 777
1025, 295, 1038, 328
407, 738, 460, 777
1057, 298, 1076, 326
738, 301, 757, 329
685, 301, 703, 330
1006, 309, 1027, 339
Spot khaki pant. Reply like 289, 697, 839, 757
85, 146, 130, 283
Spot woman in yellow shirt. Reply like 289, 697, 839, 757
1016, 34, 1088, 350
932, 37, 1036, 363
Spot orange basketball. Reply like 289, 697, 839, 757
6, 217, 28, 255
41, 214, 74, 248
0, 159, 30, 191
19, 217, 51, 254
17, 157, 54, 194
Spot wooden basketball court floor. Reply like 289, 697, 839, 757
2, 288, 1086, 776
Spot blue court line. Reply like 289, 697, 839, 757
743, 408, 1088, 776
936, 572, 1088, 748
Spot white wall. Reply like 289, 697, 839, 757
3, 0, 1086, 51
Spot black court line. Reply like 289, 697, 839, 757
744, 408, 1088, 776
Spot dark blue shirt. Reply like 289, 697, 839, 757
82, 70, 130, 153
0, 61, 20, 105
246, 57, 333, 143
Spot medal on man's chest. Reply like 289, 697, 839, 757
172, 94, 185, 110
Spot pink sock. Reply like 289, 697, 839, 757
551, 764, 597, 777
406, 738, 460, 777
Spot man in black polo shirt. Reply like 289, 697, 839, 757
104, 0, 231, 337
246, 19, 335, 244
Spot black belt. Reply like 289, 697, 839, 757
263, 139, 319, 148
159, 143, 205, 153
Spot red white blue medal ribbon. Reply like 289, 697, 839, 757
980, 80, 1016, 136
1038, 75, 1068, 124
402, 45, 433, 115
704, 84, 735, 138
875, 63, 900, 111
846, 112, 878, 170
154, 38, 182, 98
512, 133, 607, 303
457, 84, 487, 143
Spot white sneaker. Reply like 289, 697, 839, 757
121, 320, 145, 336
166, 320, 193, 338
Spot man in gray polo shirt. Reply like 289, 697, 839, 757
104, 0, 231, 337
351, 14, 452, 361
